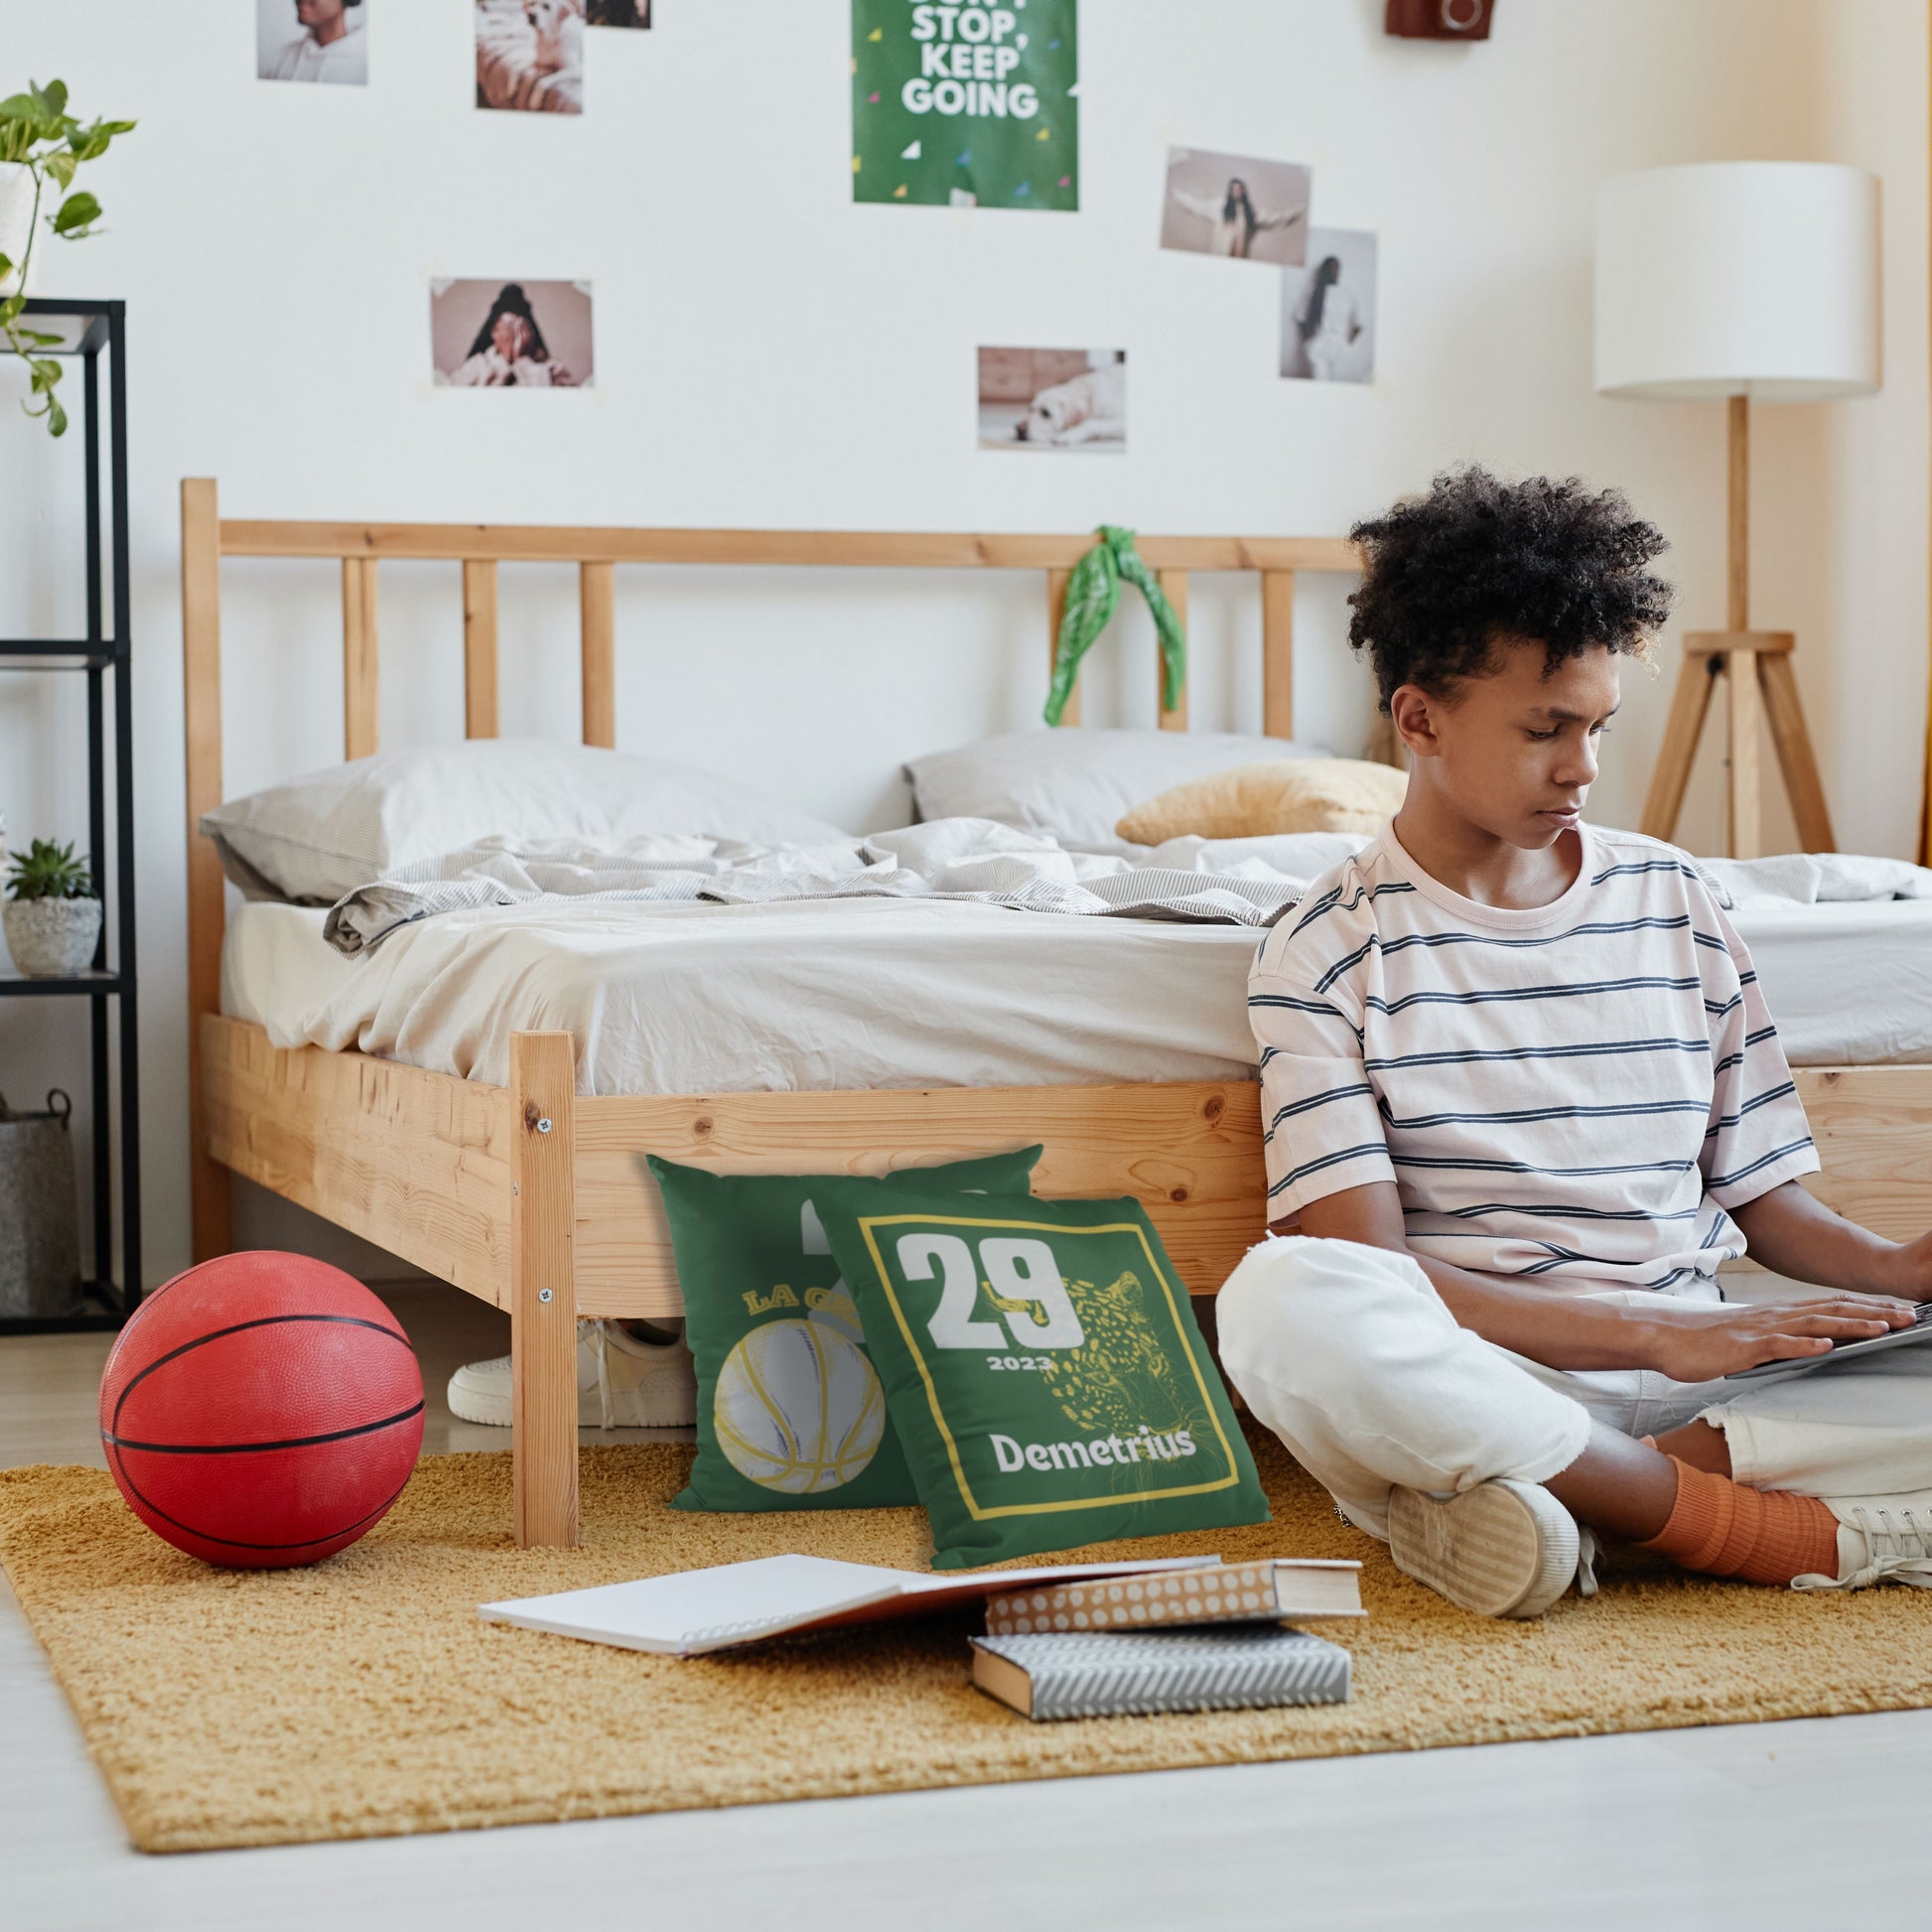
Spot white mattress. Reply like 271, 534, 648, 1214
220, 893, 1932, 1093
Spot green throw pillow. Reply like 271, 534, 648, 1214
819, 1188, 1270, 1570
652, 1149, 1041, 1512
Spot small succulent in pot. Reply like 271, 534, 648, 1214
3, 838, 103, 977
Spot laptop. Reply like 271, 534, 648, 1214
1727, 1300, 1932, 1379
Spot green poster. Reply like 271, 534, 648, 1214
852, 1, 1078, 211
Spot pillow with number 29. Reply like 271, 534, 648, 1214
818, 1187, 1270, 1570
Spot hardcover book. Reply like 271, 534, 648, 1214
971, 1626, 1353, 1722
985, 1558, 1363, 1635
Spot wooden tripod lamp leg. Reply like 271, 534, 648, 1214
1639, 649, 1717, 843
1727, 643, 1765, 861
510, 1030, 580, 1549
1758, 653, 1837, 852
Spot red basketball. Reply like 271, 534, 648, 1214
98, 1251, 424, 1569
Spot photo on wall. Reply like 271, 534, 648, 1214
588, 0, 649, 21
1160, 147, 1310, 266
852, 0, 1079, 211
431, 281, 594, 387
1281, 229, 1377, 384
476, 0, 584, 114
978, 347, 1125, 453
257, 0, 367, 84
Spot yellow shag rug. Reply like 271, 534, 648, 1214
3, 1427, 1930, 1854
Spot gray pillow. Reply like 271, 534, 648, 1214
903, 729, 1326, 852
203, 739, 849, 903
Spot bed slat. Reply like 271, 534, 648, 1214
463, 559, 499, 739
342, 557, 379, 760
218, 521, 1362, 574
581, 560, 616, 750
1262, 570, 1295, 742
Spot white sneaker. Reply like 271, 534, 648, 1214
1386, 1478, 1582, 1619
1792, 1492, 1932, 1592
447, 1319, 697, 1431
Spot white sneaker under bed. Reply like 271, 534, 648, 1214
1792, 1491, 1932, 1592
447, 1318, 697, 1431
1386, 1478, 1583, 1619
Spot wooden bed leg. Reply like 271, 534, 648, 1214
510, 1031, 579, 1549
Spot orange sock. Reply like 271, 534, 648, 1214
1638, 1456, 1841, 1587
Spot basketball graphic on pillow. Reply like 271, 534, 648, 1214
712, 1318, 886, 1495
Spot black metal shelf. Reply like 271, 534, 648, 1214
2, 298, 141, 1331
0, 970, 126, 998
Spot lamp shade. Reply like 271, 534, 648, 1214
1594, 162, 1880, 402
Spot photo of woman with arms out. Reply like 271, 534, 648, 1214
1170, 177, 1306, 259
1160, 149, 1312, 268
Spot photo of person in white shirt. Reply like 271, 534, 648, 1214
257, 0, 368, 85
1282, 228, 1378, 384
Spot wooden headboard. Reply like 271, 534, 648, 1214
178, 476, 1361, 1251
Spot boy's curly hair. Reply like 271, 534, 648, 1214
1346, 467, 1674, 713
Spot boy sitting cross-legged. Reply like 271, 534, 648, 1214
1218, 466, 1932, 1617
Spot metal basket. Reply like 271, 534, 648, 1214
0, 1088, 81, 1317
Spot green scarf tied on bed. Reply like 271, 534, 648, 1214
1042, 525, 1187, 728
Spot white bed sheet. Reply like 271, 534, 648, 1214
220, 892, 1932, 1094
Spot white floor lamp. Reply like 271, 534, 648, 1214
1594, 161, 1880, 858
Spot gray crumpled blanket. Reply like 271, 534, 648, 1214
321, 819, 1372, 956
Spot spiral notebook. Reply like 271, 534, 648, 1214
971, 1626, 1353, 1722
479, 1553, 1222, 1658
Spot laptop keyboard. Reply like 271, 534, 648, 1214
1833, 1301, 1932, 1347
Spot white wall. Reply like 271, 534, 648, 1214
0, 0, 1922, 1288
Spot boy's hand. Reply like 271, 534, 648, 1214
1638, 1295, 1917, 1382
1871, 1229, 1932, 1304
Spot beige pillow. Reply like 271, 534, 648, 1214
1116, 757, 1409, 845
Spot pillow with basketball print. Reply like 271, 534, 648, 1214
817, 1188, 1270, 1571
651, 1149, 1041, 1514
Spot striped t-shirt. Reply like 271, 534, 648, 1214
1248, 820, 1819, 1299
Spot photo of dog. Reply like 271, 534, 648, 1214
475, 0, 584, 113
527, 0, 584, 75
978, 347, 1128, 454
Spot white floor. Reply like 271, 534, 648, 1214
8, 1288, 1932, 1932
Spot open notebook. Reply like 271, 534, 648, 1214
480, 1554, 1222, 1657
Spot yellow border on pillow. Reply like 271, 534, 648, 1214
856, 1213, 1241, 1521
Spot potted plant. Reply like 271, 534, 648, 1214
3, 838, 102, 978
0, 78, 134, 437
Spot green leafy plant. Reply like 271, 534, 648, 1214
0, 79, 134, 437
5, 838, 97, 903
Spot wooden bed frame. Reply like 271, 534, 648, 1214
180, 478, 1932, 1550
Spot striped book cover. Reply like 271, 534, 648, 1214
970, 1626, 1352, 1723
984, 1558, 1363, 1636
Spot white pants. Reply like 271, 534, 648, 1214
1217, 1235, 1932, 1539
